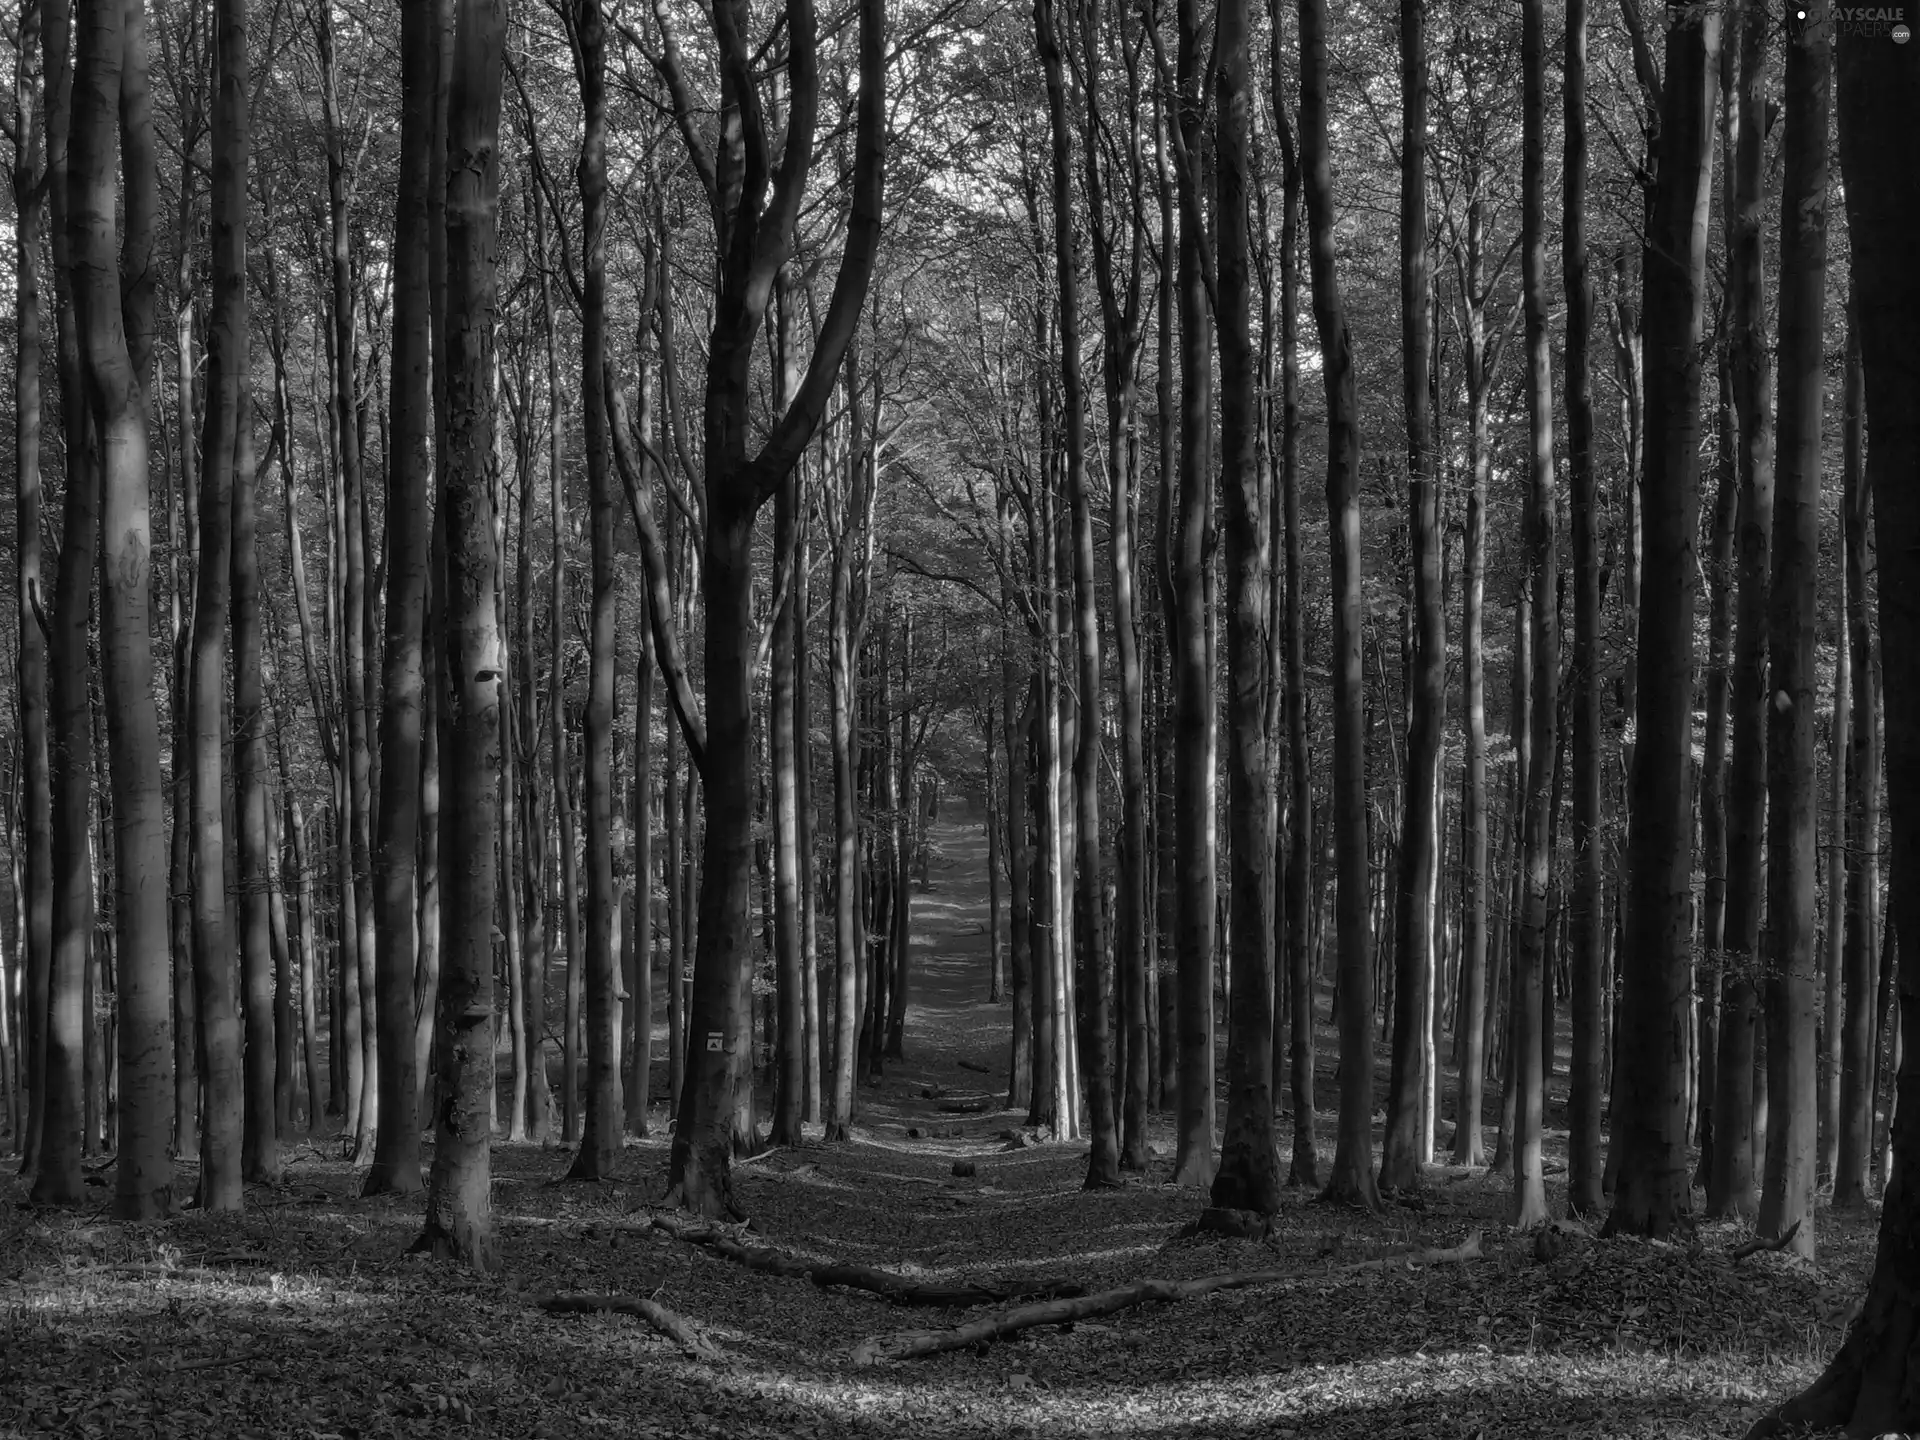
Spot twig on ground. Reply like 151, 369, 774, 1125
538, 1292, 727, 1360
852, 1231, 1486, 1364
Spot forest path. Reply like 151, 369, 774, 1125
831, 808, 1026, 1145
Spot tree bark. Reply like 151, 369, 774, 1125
420, 0, 506, 1272
1739, 14, 1916, 1434
363, 0, 441, 1197
1835, 299, 1880, 1209
1606, 0, 1719, 1241
1209, 0, 1279, 1217
1299, 0, 1376, 1213
1757, 0, 1828, 1257
1509, 0, 1555, 1232
1710, 0, 1773, 1222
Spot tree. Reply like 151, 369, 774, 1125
1743, 7, 1916, 1433
1709, 0, 1772, 1222
1380, 0, 1441, 1197
1208, 0, 1280, 1217
652, 0, 886, 1219
1300, 0, 1377, 1214
420, 0, 508, 1273
72, 0, 172, 1221
363, 0, 442, 1198
1561, 0, 1604, 1220
565, 0, 623, 1180
1756, 0, 1828, 1259
1607, 0, 1720, 1241
1508, 0, 1555, 1232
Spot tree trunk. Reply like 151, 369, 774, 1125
1509, 0, 1555, 1232
12, 0, 54, 1185
1170, 0, 1216, 1189
419, 0, 506, 1271
1381, 0, 1440, 1195
363, 0, 441, 1197
187, 0, 246, 1208
72, 0, 170, 1220
1606, 0, 1720, 1241
1209, 0, 1279, 1216
769, 415, 805, 1147
1562, 0, 1603, 1219
1299, 0, 1377, 1213
1835, 299, 1880, 1210
1757, 0, 1828, 1257
1710, 0, 1773, 1222
317, 1, 378, 1161
566, 0, 622, 1177
1739, 15, 1916, 1434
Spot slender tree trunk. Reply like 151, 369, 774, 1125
1563, 0, 1604, 1218
1170, 0, 1216, 1189
768, 389, 805, 1147
1710, 0, 1773, 1221
1300, 0, 1377, 1212
1835, 300, 1880, 1209
1757, 0, 1828, 1256
1509, 0, 1555, 1231
1381, 0, 1440, 1193
420, 0, 506, 1270
1209, 0, 1279, 1216
363, 0, 440, 1197
188, 0, 246, 1207
564, 0, 621, 1177
1606, 0, 1720, 1241
12, 0, 54, 1185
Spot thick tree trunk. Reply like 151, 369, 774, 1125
71, 0, 170, 1220
34, 0, 94, 1209
12, 0, 54, 1185
420, 0, 505, 1272
1209, 0, 1279, 1216
1740, 15, 1915, 1434
1757, 0, 1828, 1257
1300, 0, 1377, 1213
1606, 0, 1719, 1241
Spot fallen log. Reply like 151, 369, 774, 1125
538, 1292, 726, 1360
650, 1213, 1083, 1307
851, 1230, 1485, 1365
957, 1059, 992, 1075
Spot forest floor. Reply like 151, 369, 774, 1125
0, 813, 1880, 1439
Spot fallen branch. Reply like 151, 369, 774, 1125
651, 1214, 1083, 1307
957, 1060, 992, 1075
852, 1230, 1485, 1364
538, 1292, 725, 1360
1729, 1220, 1802, 1262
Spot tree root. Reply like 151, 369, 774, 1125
539, 1292, 726, 1360
650, 1213, 1084, 1307
852, 1230, 1484, 1364
1728, 1219, 1801, 1262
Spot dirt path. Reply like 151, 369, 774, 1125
845, 809, 1023, 1141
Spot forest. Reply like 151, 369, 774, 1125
1, 0, 1918, 1428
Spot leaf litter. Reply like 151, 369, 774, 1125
0, 823, 1878, 1437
